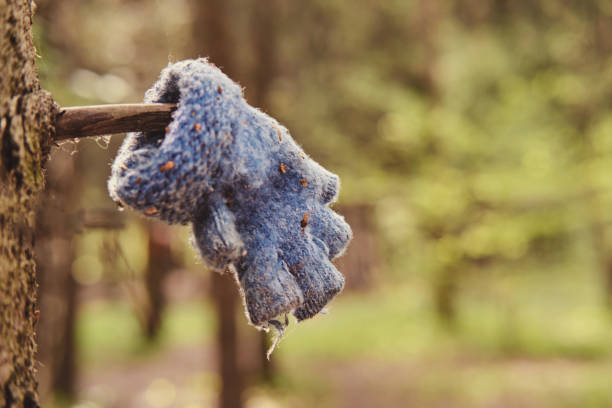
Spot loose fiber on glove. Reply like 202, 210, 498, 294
109, 58, 352, 330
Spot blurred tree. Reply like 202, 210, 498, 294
192, 0, 241, 79
142, 222, 175, 340
247, 0, 282, 384
210, 273, 243, 408
0, 1, 56, 406
35, 149, 79, 402
193, 0, 245, 406
333, 204, 380, 291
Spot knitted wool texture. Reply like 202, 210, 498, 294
108, 59, 352, 329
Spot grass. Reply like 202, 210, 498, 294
74, 266, 612, 407
77, 299, 214, 366
76, 277, 612, 364
279, 279, 612, 361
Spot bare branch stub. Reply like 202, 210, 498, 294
54, 103, 177, 140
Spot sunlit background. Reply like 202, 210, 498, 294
33, 1, 612, 407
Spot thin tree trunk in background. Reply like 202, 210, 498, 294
604, 256, 612, 308
413, 0, 458, 323
413, 0, 441, 100
434, 266, 459, 324
333, 204, 379, 291
248, 0, 279, 107
143, 222, 173, 340
35, 149, 79, 402
579, 106, 612, 308
248, 0, 281, 384
210, 273, 243, 408
588, 211, 612, 307
0, 1, 56, 406
193, 1, 244, 406
54, 275, 76, 395
193, 0, 239, 78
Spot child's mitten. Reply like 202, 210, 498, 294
109, 58, 352, 330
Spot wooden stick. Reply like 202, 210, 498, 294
54, 103, 177, 140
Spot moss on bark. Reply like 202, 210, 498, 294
0, 0, 56, 406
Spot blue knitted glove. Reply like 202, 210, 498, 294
108, 59, 352, 330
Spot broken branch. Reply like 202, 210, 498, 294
54, 103, 177, 141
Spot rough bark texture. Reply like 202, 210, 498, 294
0, 1, 56, 407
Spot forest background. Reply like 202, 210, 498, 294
32, 1, 612, 407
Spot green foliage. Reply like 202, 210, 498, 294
264, 1, 612, 317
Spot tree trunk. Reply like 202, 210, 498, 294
434, 266, 458, 325
210, 273, 243, 408
143, 222, 173, 340
333, 204, 380, 291
248, 0, 281, 384
0, 1, 56, 407
192, 1, 244, 406
192, 0, 240, 79
35, 149, 79, 402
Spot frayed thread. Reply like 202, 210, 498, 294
266, 314, 289, 360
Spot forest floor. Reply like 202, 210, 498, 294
76, 341, 612, 408
64, 277, 612, 408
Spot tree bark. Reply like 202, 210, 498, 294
0, 1, 57, 407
